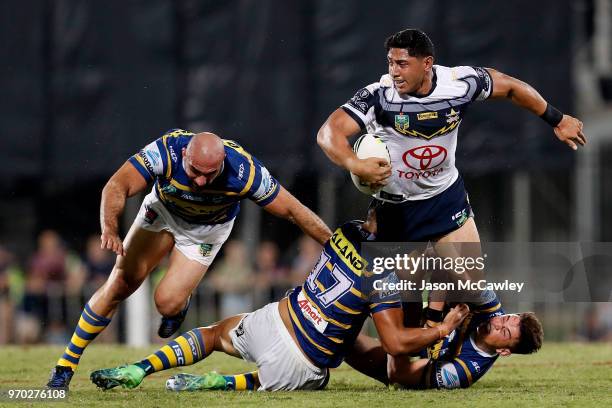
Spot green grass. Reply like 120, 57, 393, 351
1, 343, 611, 407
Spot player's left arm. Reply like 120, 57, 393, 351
263, 186, 332, 245
486, 68, 586, 150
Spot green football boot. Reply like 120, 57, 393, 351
90, 364, 146, 390
165, 372, 228, 392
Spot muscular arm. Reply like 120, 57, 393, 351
317, 108, 391, 184
371, 304, 468, 356
100, 161, 149, 255
486, 68, 586, 150
262, 186, 332, 245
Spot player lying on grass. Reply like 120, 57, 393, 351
195, 292, 543, 391
90, 217, 470, 391
344, 293, 543, 389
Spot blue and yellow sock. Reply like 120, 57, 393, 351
223, 371, 259, 391
134, 328, 207, 375
57, 303, 111, 369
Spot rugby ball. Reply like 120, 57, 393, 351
350, 134, 391, 195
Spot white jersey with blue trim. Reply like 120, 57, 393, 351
342, 65, 493, 202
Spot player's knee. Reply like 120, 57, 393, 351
104, 267, 144, 301
154, 290, 186, 317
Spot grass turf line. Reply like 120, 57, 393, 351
0, 343, 610, 408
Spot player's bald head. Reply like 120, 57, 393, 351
182, 132, 226, 189
185, 132, 225, 169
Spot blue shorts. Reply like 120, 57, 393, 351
373, 176, 473, 242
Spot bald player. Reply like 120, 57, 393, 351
47, 128, 332, 389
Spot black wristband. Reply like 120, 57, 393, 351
424, 306, 445, 323
539, 103, 563, 127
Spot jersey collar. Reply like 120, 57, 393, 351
406, 66, 437, 98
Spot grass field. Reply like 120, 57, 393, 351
1, 343, 611, 407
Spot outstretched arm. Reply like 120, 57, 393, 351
263, 186, 332, 245
486, 68, 586, 150
317, 108, 391, 184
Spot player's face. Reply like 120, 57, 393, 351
387, 48, 431, 95
479, 314, 521, 351
182, 149, 223, 190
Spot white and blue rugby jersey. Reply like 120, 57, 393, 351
129, 129, 280, 224
342, 65, 493, 202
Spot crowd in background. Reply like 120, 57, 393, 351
1, 230, 612, 345
0, 230, 325, 345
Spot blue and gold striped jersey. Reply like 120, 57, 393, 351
423, 291, 504, 389
288, 221, 401, 368
128, 129, 280, 224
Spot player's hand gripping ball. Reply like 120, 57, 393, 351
350, 134, 391, 195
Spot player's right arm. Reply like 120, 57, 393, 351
100, 162, 149, 256
317, 109, 391, 185
371, 304, 469, 356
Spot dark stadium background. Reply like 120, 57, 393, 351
1, 0, 610, 345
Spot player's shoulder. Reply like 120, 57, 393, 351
435, 64, 486, 80
157, 128, 194, 151
222, 139, 260, 169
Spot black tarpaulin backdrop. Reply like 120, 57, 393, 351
0, 0, 573, 188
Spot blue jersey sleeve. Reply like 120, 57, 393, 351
427, 359, 469, 389
470, 290, 504, 324
245, 154, 281, 206
341, 82, 381, 130
127, 137, 169, 183
221, 139, 281, 206
368, 271, 402, 314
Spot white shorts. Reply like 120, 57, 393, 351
229, 302, 329, 391
134, 190, 234, 266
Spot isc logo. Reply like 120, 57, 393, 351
171, 344, 185, 365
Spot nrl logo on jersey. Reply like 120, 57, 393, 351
160, 184, 178, 195
394, 113, 410, 134
446, 108, 460, 124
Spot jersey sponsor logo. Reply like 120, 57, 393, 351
253, 167, 277, 201
238, 163, 245, 180
297, 290, 328, 333
402, 145, 447, 171
394, 113, 409, 133
417, 111, 438, 120
146, 150, 161, 167
330, 230, 366, 273
397, 168, 444, 180
471, 360, 481, 373
140, 151, 155, 174
348, 88, 373, 115
376, 272, 400, 299
437, 363, 460, 389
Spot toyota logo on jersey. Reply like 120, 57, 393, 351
402, 145, 447, 170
